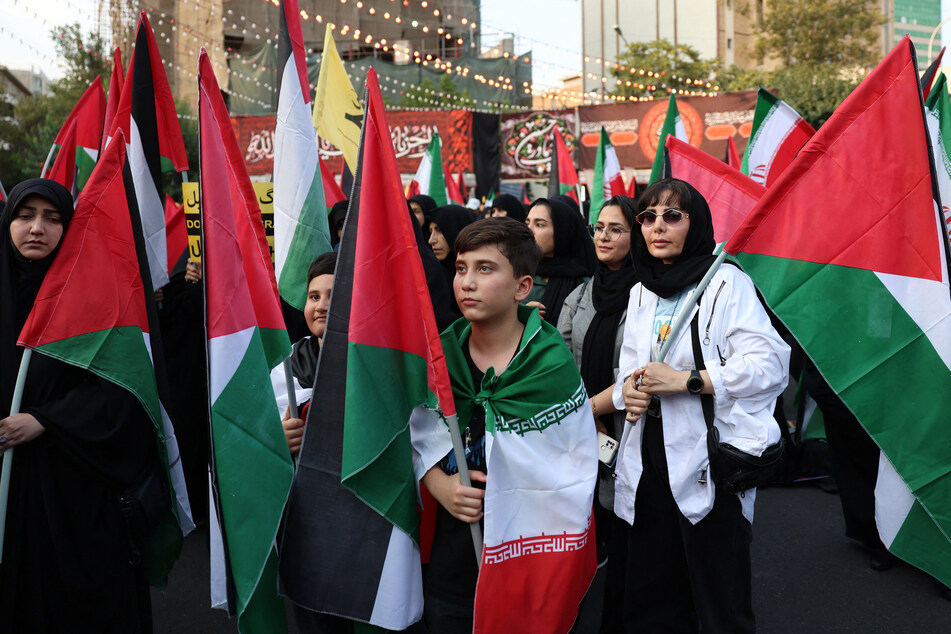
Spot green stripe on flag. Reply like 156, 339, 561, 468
890, 497, 951, 586
76, 147, 98, 191
342, 342, 431, 542
737, 254, 951, 532
277, 170, 333, 310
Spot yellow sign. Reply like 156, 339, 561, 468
181, 182, 275, 263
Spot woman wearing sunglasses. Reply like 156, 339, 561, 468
608, 178, 789, 632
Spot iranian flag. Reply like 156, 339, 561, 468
590, 126, 626, 223
666, 135, 765, 243
51, 76, 105, 192
409, 133, 450, 206
102, 47, 124, 155
198, 48, 294, 633
273, 0, 333, 311
279, 68, 453, 630
110, 11, 188, 292
740, 87, 815, 187
18, 128, 185, 586
548, 126, 580, 203
725, 37, 951, 589
925, 73, 951, 239
649, 94, 687, 185
47, 119, 78, 195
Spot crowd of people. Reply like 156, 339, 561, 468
0, 174, 944, 633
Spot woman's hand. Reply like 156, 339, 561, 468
282, 407, 305, 456
0, 413, 45, 450
622, 369, 652, 423
524, 301, 546, 318
422, 466, 486, 523
637, 362, 689, 395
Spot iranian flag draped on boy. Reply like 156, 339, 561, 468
740, 88, 814, 187
590, 126, 625, 223
198, 49, 294, 633
725, 37, 951, 588
279, 68, 452, 629
274, 0, 332, 311
18, 128, 184, 585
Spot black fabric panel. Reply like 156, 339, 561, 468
472, 112, 499, 199
131, 24, 163, 195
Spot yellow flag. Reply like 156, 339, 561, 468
314, 24, 364, 171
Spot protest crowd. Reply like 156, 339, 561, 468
2, 3, 951, 633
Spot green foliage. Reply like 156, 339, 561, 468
748, 0, 887, 68
612, 40, 722, 99
766, 64, 861, 128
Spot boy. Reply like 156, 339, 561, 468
416, 217, 599, 634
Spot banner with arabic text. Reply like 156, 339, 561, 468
500, 110, 578, 179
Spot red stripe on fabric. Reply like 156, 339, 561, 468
282, 0, 313, 105
102, 48, 124, 155
55, 77, 105, 151
473, 517, 597, 634
320, 154, 347, 207
164, 194, 187, 274
48, 120, 77, 191
554, 128, 580, 202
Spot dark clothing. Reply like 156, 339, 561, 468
428, 205, 475, 321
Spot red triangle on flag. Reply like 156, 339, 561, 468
56, 77, 105, 152
320, 154, 347, 207
103, 47, 124, 155
48, 120, 77, 192
727, 37, 942, 283
164, 194, 187, 274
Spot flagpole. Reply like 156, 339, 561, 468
40, 143, 56, 178
657, 245, 728, 364
445, 413, 483, 567
282, 358, 299, 419
0, 348, 32, 563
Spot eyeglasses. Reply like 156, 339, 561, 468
588, 225, 631, 241
635, 208, 690, 227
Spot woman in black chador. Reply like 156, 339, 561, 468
0, 178, 160, 632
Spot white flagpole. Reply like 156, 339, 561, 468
0, 348, 32, 563
39, 143, 57, 178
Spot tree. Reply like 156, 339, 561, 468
611, 40, 722, 99
748, 0, 888, 69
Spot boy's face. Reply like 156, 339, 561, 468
454, 245, 532, 324
305, 273, 334, 339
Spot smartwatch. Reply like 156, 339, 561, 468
687, 370, 704, 395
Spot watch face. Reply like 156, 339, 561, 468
688, 373, 703, 393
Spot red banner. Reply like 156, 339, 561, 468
499, 110, 578, 179
577, 91, 758, 171
231, 111, 472, 177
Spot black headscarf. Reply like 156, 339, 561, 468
633, 178, 717, 299
328, 199, 349, 248
531, 197, 596, 325
1, 178, 74, 417
407, 203, 455, 331
580, 195, 638, 406
429, 205, 475, 320
490, 194, 526, 223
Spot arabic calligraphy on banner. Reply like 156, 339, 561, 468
575, 91, 758, 171
499, 110, 578, 179
181, 182, 275, 262
231, 110, 473, 176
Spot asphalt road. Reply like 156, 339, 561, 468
151, 483, 951, 633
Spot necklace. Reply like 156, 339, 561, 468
657, 290, 686, 345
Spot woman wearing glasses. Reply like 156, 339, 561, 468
609, 179, 788, 633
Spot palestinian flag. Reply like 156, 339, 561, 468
47, 120, 78, 195
111, 11, 188, 291
52, 77, 105, 192
455, 170, 467, 202
726, 135, 742, 170
198, 48, 294, 633
725, 37, 951, 589
422, 306, 598, 634
319, 153, 347, 207
274, 0, 333, 311
548, 126, 580, 203
164, 194, 186, 274
314, 23, 364, 172
925, 73, 951, 239
920, 47, 945, 100
591, 126, 625, 223
102, 46, 124, 155
18, 128, 184, 587
279, 68, 455, 630
626, 175, 639, 198
649, 94, 688, 185
740, 88, 815, 188
445, 162, 465, 204
409, 133, 450, 206
666, 135, 765, 243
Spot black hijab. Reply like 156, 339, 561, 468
1, 178, 74, 417
429, 205, 475, 320
531, 197, 596, 324
490, 194, 526, 223
408, 204, 456, 331
633, 178, 717, 299
580, 195, 638, 407
328, 199, 349, 248
409, 194, 437, 240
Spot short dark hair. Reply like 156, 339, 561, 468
637, 178, 693, 213
454, 217, 542, 278
307, 252, 337, 284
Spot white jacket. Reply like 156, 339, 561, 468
611, 265, 790, 525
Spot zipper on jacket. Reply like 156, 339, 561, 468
703, 281, 727, 345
